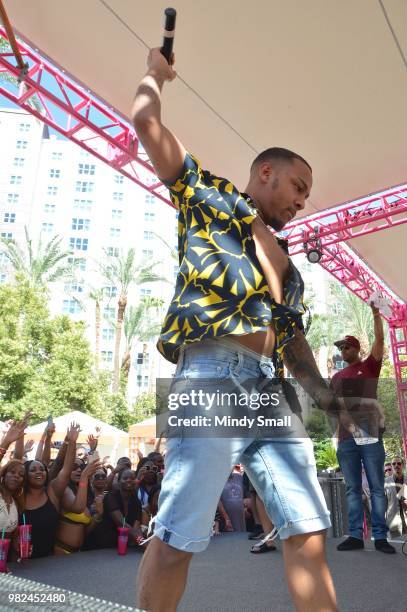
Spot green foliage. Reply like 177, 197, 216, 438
377, 359, 400, 436
305, 408, 333, 441
106, 393, 133, 431
383, 435, 404, 460
0, 282, 109, 423
0, 227, 72, 288
314, 439, 339, 471
132, 392, 156, 424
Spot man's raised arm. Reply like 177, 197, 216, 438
131, 48, 186, 183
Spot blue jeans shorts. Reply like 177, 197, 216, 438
154, 338, 331, 552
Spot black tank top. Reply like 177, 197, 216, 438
22, 496, 59, 558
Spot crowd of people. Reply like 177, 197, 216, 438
0, 411, 404, 570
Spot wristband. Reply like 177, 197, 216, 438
78, 480, 87, 488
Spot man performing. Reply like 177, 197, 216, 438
331, 305, 395, 554
132, 48, 344, 612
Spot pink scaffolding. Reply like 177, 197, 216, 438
0, 27, 406, 453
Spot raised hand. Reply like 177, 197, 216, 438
23, 439, 35, 454
66, 422, 81, 443
87, 433, 98, 452
1, 418, 29, 448
46, 423, 56, 438
82, 460, 103, 480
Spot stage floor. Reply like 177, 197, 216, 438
6, 533, 406, 611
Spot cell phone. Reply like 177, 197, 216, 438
47, 415, 53, 427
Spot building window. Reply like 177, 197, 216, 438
16, 140, 28, 149
101, 351, 113, 363
68, 257, 86, 271
47, 186, 58, 196
69, 237, 88, 251
144, 212, 155, 222
103, 306, 115, 319
43, 204, 56, 213
143, 231, 154, 241
111, 209, 122, 219
18, 122, 30, 132
78, 163, 95, 176
106, 246, 120, 257
73, 199, 93, 212
3, 213, 16, 223
72, 218, 90, 231
0, 273, 6, 284
7, 193, 19, 204
144, 376, 149, 388
140, 288, 152, 297
145, 194, 155, 205
102, 328, 114, 341
142, 249, 153, 258
104, 286, 117, 298
41, 222, 53, 232
136, 353, 143, 365
75, 181, 94, 193
109, 227, 121, 238
114, 175, 124, 184
49, 169, 60, 179
10, 175, 22, 185
1, 232, 13, 240
112, 192, 123, 201
136, 375, 142, 387
13, 157, 25, 167
64, 282, 84, 294
62, 299, 82, 314
51, 151, 62, 160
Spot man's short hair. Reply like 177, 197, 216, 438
251, 147, 312, 173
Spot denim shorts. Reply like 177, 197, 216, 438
154, 338, 331, 552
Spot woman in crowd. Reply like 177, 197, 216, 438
84, 468, 144, 550
88, 466, 108, 515
21, 423, 81, 558
54, 457, 102, 555
135, 460, 158, 510
0, 460, 25, 553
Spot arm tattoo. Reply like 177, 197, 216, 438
282, 329, 339, 415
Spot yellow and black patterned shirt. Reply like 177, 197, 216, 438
157, 153, 306, 365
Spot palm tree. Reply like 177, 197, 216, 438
100, 248, 165, 392
88, 287, 105, 371
121, 297, 163, 385
0, 227, 72, 288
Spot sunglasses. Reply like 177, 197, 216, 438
73, 464, 85, 471
384, 468, 393, 473
94, 473, 106, 480
392, 462, 402, 467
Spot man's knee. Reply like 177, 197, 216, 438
148, 536, 193, 568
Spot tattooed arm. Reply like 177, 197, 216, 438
282, 328, 342, 416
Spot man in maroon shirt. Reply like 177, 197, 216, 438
331, 305, 395, 554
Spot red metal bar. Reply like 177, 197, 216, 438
389, 307, 407, 457
0, 26, 173, 207
283, 186, 407, 256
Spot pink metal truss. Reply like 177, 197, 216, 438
0, 26, 173, 207
283, 186, 407, 256
389, 307, 407, 456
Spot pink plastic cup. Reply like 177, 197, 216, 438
0, 539, 10, 572
19, 524, 32, 559
117, 527, 130, 555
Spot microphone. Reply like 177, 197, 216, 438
161, 8, 177, 64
